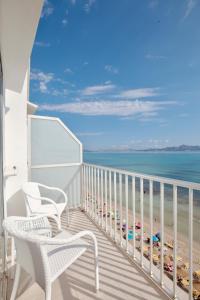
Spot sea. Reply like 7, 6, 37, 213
84, 151, 200, 242
84, 151, 200, 183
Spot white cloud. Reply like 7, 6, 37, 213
62, 19, 68, 26
51, 89, 68, 97
105, 80, 112, 85
105, 65, 119, 74
183, 0, 197, 19
179, 113, 189, 118
83, 61, 89, 66
41, 0, 54, 18
87, 137, 171, 151
84, 0, 96, 13
149, 0, 159, 9
129, 138, 170, 149
31, 69, 69, 96
64, 68, 73, 74
39, 99, 175, 117
35, 41, 50, 47
146, 139, 169, 148
77, 132, 104, 137
31, 70, 54, 93
141, 111, 158, 117
82, 84, 116, 96
62, 10, 69, 26
70, 0, 96, 13
55, 78, 76, 87
145, 53, 167, 60
119, 87, 160, 99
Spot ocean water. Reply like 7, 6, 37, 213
84, 152, 200, 183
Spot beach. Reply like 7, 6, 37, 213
94, 198, 200, 296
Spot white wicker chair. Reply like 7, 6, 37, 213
3, 216, 99, 300
22, 182, 68, 230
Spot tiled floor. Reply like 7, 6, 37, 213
8, 210, 168, 300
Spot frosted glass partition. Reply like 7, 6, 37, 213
30, 117, 81, 166
29, 116, 82, 208
31, 166, 81, 208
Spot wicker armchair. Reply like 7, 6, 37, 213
22, 182, 69, 230
3, 216, 99, 300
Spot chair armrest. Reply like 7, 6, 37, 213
3, 216, 52, 235
25, 193, 60, 216
40, 197, 60, 215
39, 230, 98, 249
38, 183, 68, 204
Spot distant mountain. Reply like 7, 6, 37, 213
85, 145, 200, 153
141, 145, 200, 152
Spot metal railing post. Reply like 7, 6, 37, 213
189, 188, 193, 300
119, 173, 122, 246
149, 180, 153, 276
140, 178, 144, 267
114, 172, 117, 241
125, 175, 129, 252
173, 185, 178, 299
132, 176, 136, 259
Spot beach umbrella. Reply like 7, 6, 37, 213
153, 247, 159, 255
128, 233, 133, 240
135, 222, 141, 229
153, 254, 159, 264
177, 267, 188, 280
164, 255, 171, 264
124, 230, 137, 240
193, 287, 200, 299
180, 278, 189, 288
153, 235, 159, 242
155, 232, 161, 241
193, 270, 200, 281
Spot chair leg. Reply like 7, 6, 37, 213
10, 264, 21, 300
94, 248, 99, 292
45, 284, 52, 300
10, 237, 15, 279
50, 215, 61, 231
57, 216, 61, 230
66, 206, 69, 226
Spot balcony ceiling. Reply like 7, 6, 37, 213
0, 0, 43, 92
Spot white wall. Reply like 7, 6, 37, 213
5, 70, 29, 216
0, 0, 43, 216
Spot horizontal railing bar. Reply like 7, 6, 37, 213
31, 163, 81, 169
83, 162, 200, 190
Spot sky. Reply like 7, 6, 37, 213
30, 0, 200, 151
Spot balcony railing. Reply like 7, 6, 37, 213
81, 163, 200, 300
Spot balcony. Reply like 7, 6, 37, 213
5, 162, 200, 299
4, 116, 199, 300
7, 209, 169, 300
